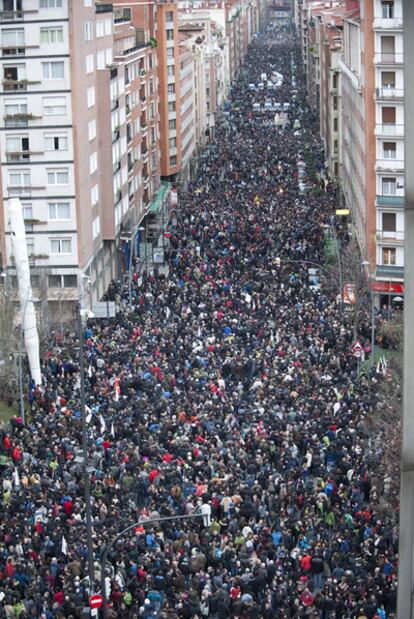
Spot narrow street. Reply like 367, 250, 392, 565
1, 24, 397, 619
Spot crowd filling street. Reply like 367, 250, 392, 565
0, 25, 399, 619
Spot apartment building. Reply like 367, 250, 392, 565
372, 0, 404, 298
0, 0, 163, 319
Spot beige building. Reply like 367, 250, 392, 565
0, 0, 162, 319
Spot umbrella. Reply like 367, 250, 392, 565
392, 296, 403, 302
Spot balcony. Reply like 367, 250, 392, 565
376, 229, 404, 243
375, 87, 404, 100
375, 123, 404, 137
4, 113, 38, 127
5, 151, 30, 162
373, 17, 403, 30
3, 79, 27, 91
376, 264, 404, 278
375, 158, 404, 172
374, 53, 404, 65
377, 194, 404, 207
2, 47, 25, 57
0, 10, 23, 21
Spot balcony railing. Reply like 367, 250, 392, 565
375, 87, 404, 100
377, 194, 404, 207
374, 52, 404, 64
3, 79, 27, 91
376, 158, 404, 171
376, 229, 404, 242
6, 151, 30, 162
0, 10, 23, 21
373, 17, 403, 30
375, 123, 404, 136
376, 264, 404, 278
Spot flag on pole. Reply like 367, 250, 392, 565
99, 414, 107, 435
114, 377, 121, 402
85, 405, 92, 425
61, 535, 68, 556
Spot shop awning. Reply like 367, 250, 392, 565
148, 181, 170, 214
372, 281, 404, 294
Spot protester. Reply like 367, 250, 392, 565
0, 24, 397, 619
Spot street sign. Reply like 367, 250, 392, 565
89, 594, 103, 609
92, 302, 116, 319
352, 341, 363, 359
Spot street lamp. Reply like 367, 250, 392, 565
128, 227, 145, 304
361, 260, 375, 371
100, 505, 211, 618
77, 303, 95, 595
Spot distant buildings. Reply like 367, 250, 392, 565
296, 0, 405, 306
0, 0, 266, 320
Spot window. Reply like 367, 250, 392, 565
170, 155, 177, 166
84, 21, 93, 41
382, 177, 396, 195
168, 101, 176, 112
169, 137, 176, 148
47, 168, 69, 185
380, 36, 395, 62
89, 152, 97, 174
105, 48, 112, 65
44, 133, 68, 151
92, 215, 100, 239
64, 274, 77, 288
166, 29, 174, 40
2, 28, 24, 51
96, 50, 105, 70
48, 275, 62, 288
40, 0, 63, 7
8, 170, 30, 186
48, 202, 70, 220
332, 73, 337, 89
167, 65, 175, 76
6, 135, 29, 161
23, 204, 33, 219
381, 1, 394, 18
382, 212, 396, 232
96, 20, 104, 38
86, 54, 94, 74
88, 119, 96, 141
84, 0, 92, 6
5, 99, 27, 116
167, 48, 174, 58
168, 83, 175, 93
87, 86, 95, 108
42, 61, 64, 79
166, 10, 174, 21
168, 119, 176, 130
382, 247, 396, 265
91, 184, 99, 206
206, 87, 210, 96
50, 238, 72, 254
104, 19, 112, 36
333, 140, 338, 153
382, 106, 396, 124
381, 71, 395, 88
333, 117, 338, 132
26, 239, 34, 257
333, 95, 338, 110
42, 96, 66, 115
40, 27, 63, 43
383, 142, 396, 159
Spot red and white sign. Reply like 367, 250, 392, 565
343, 283, 356, 305
89, 594, 103, 609
352, 341, 363, 359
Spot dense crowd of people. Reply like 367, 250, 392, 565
0, 25, 398, 619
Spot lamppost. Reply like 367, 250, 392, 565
361, 260, 375, 371
18, 288, 37, 425
77, 301, 95, 595
100, 505, 211, 619
128, 227, 145, 305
